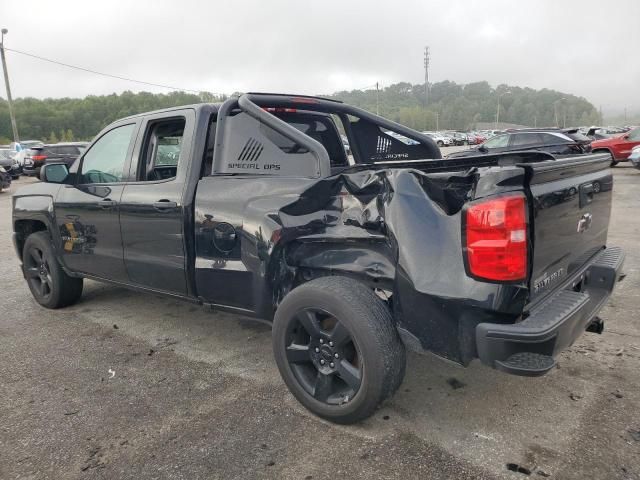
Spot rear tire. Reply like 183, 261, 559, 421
272, 276, 406, 424
22, 231, 83, 309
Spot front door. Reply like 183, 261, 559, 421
54, 123, 137, 281
119, 110, 195, 295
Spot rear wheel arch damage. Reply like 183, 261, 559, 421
268, 240, 397, 314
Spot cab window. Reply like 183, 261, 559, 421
80, 124, 135, 184
138, 118, 185, 181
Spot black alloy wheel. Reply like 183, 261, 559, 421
24, 245, 54, 302
22, 231, 83, 309
272, 276, 406, 424
284, 308, 362, 405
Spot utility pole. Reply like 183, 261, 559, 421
0, 28, 19, 143
423, 46, 430, 107
435, 111, 439, 131
496, 90, 511, 129
599, 105, 604, 126
376, 82, 379, 116
624, 107, 627, 124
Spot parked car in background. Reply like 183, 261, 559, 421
0, 164, 11, 191
447, 129, 590, 158
0, 148, 21, 178
465, 132, 479, 145
12, 140, 44, 168
560, 128, 593, 153
472, 132, 487, 144
422, 131, 452, 147
629, 145, 640, 169
591, 127, 640, 166
23, 142, 88, 176
445, 131, 466, 146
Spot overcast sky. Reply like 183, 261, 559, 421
0, 0, 637, 114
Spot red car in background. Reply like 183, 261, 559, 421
591, 127, 640, 166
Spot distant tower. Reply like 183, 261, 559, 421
424, 46, 430, 106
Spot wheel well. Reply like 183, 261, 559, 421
270, 242, 395, 314
14, 219, 48, 258
592, 148, 612, 156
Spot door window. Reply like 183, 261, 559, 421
80, 124, 135, 183
483, 134, 509, 148
138, 118, 185, 181
511, 133, 542, 147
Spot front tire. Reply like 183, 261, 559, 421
272, 276, 406, 424
22, 231, 83, 309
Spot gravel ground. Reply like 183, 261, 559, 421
1, 165, 639, 480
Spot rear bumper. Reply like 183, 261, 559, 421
476, 246, 625, 376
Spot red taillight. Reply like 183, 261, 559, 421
465, 194, 527, 282
31, 155, 47, 161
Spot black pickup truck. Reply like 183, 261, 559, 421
12, 93, 624, 424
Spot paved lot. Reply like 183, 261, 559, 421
1, 166, 639, 480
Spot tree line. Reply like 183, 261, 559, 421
327, 81, 601, 131
0, 90, 225, 144
0, 81, 601, 144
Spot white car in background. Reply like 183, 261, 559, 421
422, 131, 452, 147
11, 140, 44, 167
629, 145, 640, 169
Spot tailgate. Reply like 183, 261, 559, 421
525, 154, 613, 304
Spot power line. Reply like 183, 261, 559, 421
4, 46, 209, 94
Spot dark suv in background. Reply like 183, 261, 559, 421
23, 142, 88, 177
447, 128, 592, 158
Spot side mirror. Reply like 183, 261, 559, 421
623, 134, 630, 140
478, 144, 488, 152
40, 163, 69, 183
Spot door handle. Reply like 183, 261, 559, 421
99, 199, 116, 209
579, 183, 594, 208
153, 200, 177, 211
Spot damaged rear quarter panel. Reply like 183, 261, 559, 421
194, 166, 528, 363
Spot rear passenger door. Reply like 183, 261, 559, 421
119, 109, 195, 295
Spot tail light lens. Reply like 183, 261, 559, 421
31, 155, 48, 162
464, 194, 528, 282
